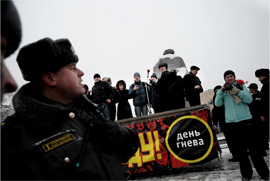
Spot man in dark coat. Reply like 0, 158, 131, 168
89, 74, 114, 121
255, 68, 270, 150
149, 73, 162, 113
102, 77, 117, 121
183, 65, 203, 106
1, 0, 22, 101
1, 38, 139, 180
156, 63, 184, 112
247, 83, 268, 152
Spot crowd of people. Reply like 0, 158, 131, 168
84, 62, 204, 121
1, 1, 269, 180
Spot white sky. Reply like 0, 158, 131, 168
6, 0, 269, 92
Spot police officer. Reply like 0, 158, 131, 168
1, 38, 139, 180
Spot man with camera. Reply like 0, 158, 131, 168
128, 72, 148, 117
215, 70, 269, 180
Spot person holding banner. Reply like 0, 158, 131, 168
1, 38, 139, 180
215, 70, 269, 180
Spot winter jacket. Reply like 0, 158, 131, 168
128, 80, 148, 106
90, 80, 114, 104
183, 72, 203, 105
156, 71, 185, 112
260, 77, 269, 120
149, 81, 162, 113
248, 90, 262, 122
1, 83, 139, 180
116, 80, 133, 120
215, 81, 253, 123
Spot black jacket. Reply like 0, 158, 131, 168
248, 90, 262, 122
156, 71, 185, 112
1, 84, 139, 180
260, 77, 269, 120
90, 80, 114, 104
115, 80, 133, 120
183, 72, 203, 105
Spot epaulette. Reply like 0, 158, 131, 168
1, 114, 16, 130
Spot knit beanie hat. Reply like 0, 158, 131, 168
248, 83, 258, 90
223, 70, 235, 80
17, 37, 78, 82
151, 73, 157, 79
134, 72, 140, 78
93, 73, 101, 78
1, 0, 22, 58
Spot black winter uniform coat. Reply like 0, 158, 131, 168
183, 72, 203, 106
1, 84, 139, 180
115, 80, 133, 120
260, 77, 269, 120
90, 80, 114, 104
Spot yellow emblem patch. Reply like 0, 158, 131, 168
71, 46, 75, 53
42, 134, 75, 152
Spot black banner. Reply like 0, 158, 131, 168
123, 108, 218, 174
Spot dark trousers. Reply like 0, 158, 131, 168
227, 119, 269, 178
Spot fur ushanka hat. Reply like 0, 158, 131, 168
17, 37, 78, 82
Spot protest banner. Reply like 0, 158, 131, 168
118, 105, 219, 175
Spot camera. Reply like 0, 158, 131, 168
224, 82, 233, 90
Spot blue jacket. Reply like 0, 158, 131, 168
128, 80, 148, 106
215, 81, 253, 123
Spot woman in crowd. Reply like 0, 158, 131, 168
215, 70, 269, 181
116, 80, 133, 120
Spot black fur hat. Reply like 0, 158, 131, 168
17, 37, 78, 82
1, 0, 22, 58
158, 62, 168, 69
255, 68, 269, 78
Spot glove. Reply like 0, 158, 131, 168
88, 118, 121, 148
227, 86, 240, 95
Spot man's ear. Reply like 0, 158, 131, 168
42, 72, 57, 86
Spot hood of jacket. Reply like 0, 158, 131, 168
116, 80, 126, 91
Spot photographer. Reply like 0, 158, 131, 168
215, 70, 269, 180
128, 72, 148, 117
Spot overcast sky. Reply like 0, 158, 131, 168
6, 0, 269, 92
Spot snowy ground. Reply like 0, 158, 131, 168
131, 132, 270, 181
